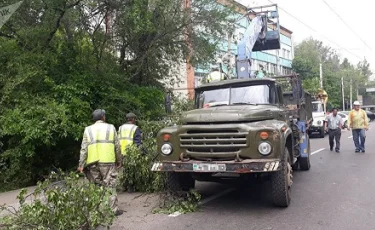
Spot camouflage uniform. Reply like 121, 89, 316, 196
79, 120, 122, 213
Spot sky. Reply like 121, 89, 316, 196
235, 0, 375, 77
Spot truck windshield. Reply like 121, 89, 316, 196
197, 84, 274, 108
312, 103, 324, 112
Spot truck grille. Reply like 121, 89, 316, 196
179, 129, 248, 153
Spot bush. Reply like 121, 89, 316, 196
119, 119, 175, 193
0, 173, 116, 230
119, 145, 165, 193
119, 96, 194, 193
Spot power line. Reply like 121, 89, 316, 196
322, 0, 372, 51
267, 0, 362, 60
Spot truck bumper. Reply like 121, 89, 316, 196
151, 159, 281, 173
309, 126, 323, 133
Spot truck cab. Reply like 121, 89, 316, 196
309, 101, 326, 138
152, 76, 312, 207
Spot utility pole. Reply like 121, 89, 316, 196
342, 77, 345, 110
356, 83, 359, 102
350, 78, 353, 110
320, 62, 323, 89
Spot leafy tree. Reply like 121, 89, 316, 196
0, 0, 233, 191
357, 57, 373, 80
292, 38, 370, 109
112, 0, 233, 85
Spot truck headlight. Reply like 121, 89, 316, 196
258, 142, 272, 156
317, 120, 322, 125
161, 143, 173, 155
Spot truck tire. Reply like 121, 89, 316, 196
299, 136, 311, 171
165, 172, 195, 192
271, 147, 292, 207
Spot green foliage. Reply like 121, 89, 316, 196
0, 172, 115, 230
1, 0, 228, 191
120, 145, 165, 193
110, 0, 234, 85
293, 38, 371, 109
152, 190, 202, 215
118, 96, 194, 192
170, 93, 196, 116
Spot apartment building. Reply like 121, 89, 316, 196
173, 0, 294, 97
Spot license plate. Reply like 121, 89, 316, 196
193, 163, 226, 172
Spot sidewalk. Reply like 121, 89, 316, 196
0, 186, 37, 206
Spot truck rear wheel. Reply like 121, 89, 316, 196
271, 148, 292, 207
299, 136, 311, 171
165, 172, 195, 192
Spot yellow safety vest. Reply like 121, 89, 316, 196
207, 71, 225, 83
86, 122, 116, 165
119, 124, 138, 155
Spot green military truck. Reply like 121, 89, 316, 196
151, 74, 312, 207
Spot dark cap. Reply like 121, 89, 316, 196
92, 109, 106, 122
126, 112, 137, 119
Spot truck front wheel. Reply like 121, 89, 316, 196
271, 148, 292, 207
165, 172, 195, 192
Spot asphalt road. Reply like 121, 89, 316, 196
114, 127, 375, 230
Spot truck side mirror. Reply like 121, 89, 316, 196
165, 93, 172, 114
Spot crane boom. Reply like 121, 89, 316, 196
236, 16, 265, 79
234, 4, 281, 79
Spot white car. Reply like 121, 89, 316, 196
337, 112, 348, 128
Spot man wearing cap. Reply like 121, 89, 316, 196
118, 112, 143, 155
78, 109, 123, 215
348, 101, 369, 153
118, 113, 143, 192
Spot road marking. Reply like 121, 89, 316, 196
198, 188, 235, 206
311, 148, 325, 155
348, 136, 353, 138
168, 211, 182, 217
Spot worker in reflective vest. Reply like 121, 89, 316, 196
118, 112, 143, 156
206, 67, 227, 83
78, 109, 123, 216
118, 112, 143, 193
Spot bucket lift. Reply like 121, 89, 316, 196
236, 4, 281, 79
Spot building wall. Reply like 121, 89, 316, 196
193, 6, 294, 85
174, 0, 294, 96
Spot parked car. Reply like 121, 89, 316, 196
338, 112, 348, 128
365, 111, 375, 122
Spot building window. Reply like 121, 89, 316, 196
270, 64, 277, 74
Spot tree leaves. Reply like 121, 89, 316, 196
0, 172, 116, 229
0, 0, 233, 191
293, 38, 371, 109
